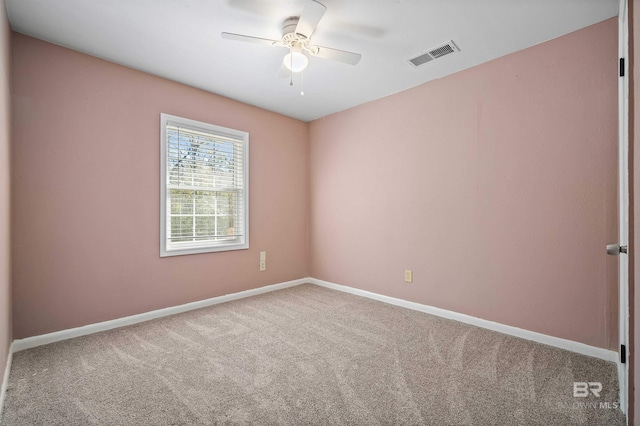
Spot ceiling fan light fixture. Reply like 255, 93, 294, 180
283, 50, 308, 72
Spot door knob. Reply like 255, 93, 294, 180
606, 243, 628, 255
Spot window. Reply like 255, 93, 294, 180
160, 113, 248, 257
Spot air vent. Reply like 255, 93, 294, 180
408, 40, 460, 67
408, 53, 433, 67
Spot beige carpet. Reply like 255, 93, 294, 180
1, 284, 625, 425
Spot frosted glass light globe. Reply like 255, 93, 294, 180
283, 51, 308, 72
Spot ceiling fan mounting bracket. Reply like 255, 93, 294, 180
282, 17, 301, 37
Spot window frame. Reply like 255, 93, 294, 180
160, 113, 249, 257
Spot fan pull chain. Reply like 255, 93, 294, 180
289, 50, 294, 86
301, 71, 304, 96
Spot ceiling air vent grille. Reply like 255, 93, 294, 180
408, 40, 459, 67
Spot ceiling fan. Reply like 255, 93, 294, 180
221, 0, 361, 79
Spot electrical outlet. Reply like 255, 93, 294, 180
404, 269, 413, 283
260, 251, 266, 271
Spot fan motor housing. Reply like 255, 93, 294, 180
282, 17, 302, 38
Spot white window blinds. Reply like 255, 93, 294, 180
160, 114, 249, 256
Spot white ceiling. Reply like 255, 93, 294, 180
6, 0, 619, 122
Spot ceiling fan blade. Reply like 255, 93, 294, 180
221, 32, 280, 47
295, 0, 326, 38
313, 46, 362, 65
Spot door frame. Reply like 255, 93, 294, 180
617, 0, 629, 417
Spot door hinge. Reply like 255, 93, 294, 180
620, 58, 625, 77
621, 344, 626, 363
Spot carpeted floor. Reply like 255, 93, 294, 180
1, 284, 625, 425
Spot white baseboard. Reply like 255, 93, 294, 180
308, 278, 619, 363
0, 349, 12, 423
10, 276, 618, 365
11, 278, 308, 353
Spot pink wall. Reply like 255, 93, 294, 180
0, 0, 11, 384
10, 16, 620, 353
310, 19, 619, 350
11, 34, 309, 339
